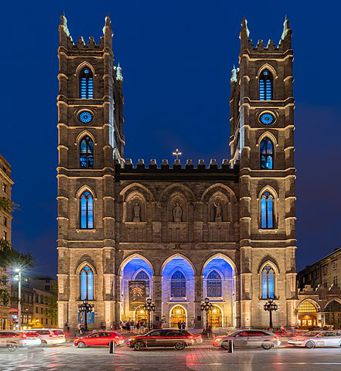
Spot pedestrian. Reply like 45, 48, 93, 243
177, 321, 181, 330
181, 322, 186, 330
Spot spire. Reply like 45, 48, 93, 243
59, 14, 72, 47
103, 16, 113, 48
240, 17, 251, 50
280, 16, 292, 49
116, 63, 123, 81
230, 65, 237, 83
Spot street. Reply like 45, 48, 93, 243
0, 344, 341, 371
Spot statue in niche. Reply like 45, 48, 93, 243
173, 202, 183, 222
213, 200, 223, 222
132, 202, 141, 222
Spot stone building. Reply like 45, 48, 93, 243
0, 154, 13, 329
57, 16, 297, 331
296, 248, 341, 329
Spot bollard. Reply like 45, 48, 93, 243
228, 340, 234, 353
109, 341, 115, 354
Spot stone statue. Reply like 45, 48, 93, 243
173, 202, 183, 222
214, 200, 222, 222
132, 202, 141, 222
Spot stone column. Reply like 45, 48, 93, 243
194, 275, 203, 328
153, 275, 162, 327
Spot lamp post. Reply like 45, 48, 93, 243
13, 268, 22, 330
201, 297, 213, 333
263, 299, 278, 329
144, 298, 156, 330
78, 300, 94, 332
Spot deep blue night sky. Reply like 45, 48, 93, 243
1, 1, 340, 275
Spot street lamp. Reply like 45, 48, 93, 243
263, 299, 278, 329
201, 297, 213, 333
78, 300, 94, 332
13, 268, 22, 330
144, 298, 156, 330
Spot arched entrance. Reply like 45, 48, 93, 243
208, 305, 223, 328
135, 305, 147, 324
170, 305, 187, 328
324, 300, 341, 329
297, 300, 318, 328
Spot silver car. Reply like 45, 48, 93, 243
213, 329, 281, 350
288, 330, 341, 348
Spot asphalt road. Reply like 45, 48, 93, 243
0, 344, 341, 371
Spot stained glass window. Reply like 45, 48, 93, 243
80, 191, 94, 229
80, 136, 94, 168
171, 271, 186, 297
80, 265, 94, 300
260, 191, 274, 229
260, 138, 274, 169
79, 67, 94, 99
261, 266, 275, 299
259, 69, 273, 101
135, 270, 150, 289
207, 270, 222, 297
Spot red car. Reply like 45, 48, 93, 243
127, 329, 202, 351
74, 331, 125, 348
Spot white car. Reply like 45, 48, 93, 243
32, 329, 66, 345
288, 331, 341, 348
0, 331, 41, 351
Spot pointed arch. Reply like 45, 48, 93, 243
75, 130, 96, 145
79, 265, 94, 300
260, 264, 276, 299
170, 270, 186, 297
207, 270, 223, 297
79, 65, 94, 99
79, 135, 94, 168
260, 137, 274, 170
259, 188, 276, 229
118, 253, 154, 275
79, 190, 94, 229
258, 67, 274, 101
75, 258, 97, 275
119, 182, 155, 202
75, 185, 96, 199
258, 257, 280, 274
200, 183, 237, 203
161, 253, 196, 274
324, 298, 341, 311
160, 184, 195, 203
201, 253, 237, 275
297, 299, 320, 312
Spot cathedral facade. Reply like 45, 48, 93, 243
57, 16, 297, 331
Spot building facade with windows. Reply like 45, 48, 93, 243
57, 16, 297, 331
296, 248, 341, 329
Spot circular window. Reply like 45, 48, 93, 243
78, 111, 93, 124
259, 112, 275, 126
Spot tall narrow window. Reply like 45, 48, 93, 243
171, 271, 186, 297
79, 67, 94, 99
261, 265, 275, 299
80, 265, 94, 300
135, 270, 150, 294
80, 191, 94, 229
80, 136, 94, 168
260, 191, 274, 229
260, 138, 274, 169
259, 69, 273, 100
207, 270, 222, 297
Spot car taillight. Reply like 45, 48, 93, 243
21, 333, 27, 339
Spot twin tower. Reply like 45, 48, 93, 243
57, 16, 297, 330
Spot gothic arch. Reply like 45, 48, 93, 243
201, 183, 237, 203
161, 253, 196, 275
75, 185, 96, 199
75, 256, 97, 274
201, 253, 237, 275
119, 182, 155, 202
118, 253, 154, 275
160, 184, 195, 203
257, 131, 278, 147
257, 185, 278, 200
257, 63, 277, 79
123, 191, 147, 222
75, 62, 95, 76
324, 298, 341, 310
258, 256, 280, 274
75, 130, 96, 145
207, 191, 231, 222
297, 298, 321, 312
133, 268, 151, 281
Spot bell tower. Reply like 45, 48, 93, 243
230, 17, 297, 327
57, 15, 124, 329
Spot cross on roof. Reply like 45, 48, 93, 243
172, 148, 182, 161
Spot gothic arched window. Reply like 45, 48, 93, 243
80, 191, 94, 229
80, 136, 94, 168
80, 265, 94, 300
261, 265, 275, 299
260, 191, 274, 229
259, 69, 273, 101
171, 270, 186, 297
260, 138, 274, 169
135, 270, 150, 290
207, 270, 222, 297
79, 67, 94, 99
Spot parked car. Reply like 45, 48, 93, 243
213, 329, 280, 350
0, 331, 41, 351
74, 331, 125, 348
127, 329, 200, 351
29, 329, 66, 345
288, 330, 341, 348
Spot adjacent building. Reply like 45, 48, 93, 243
297, 248, 341, 329
57, 16, 297, 331
0, 154, 13, 329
